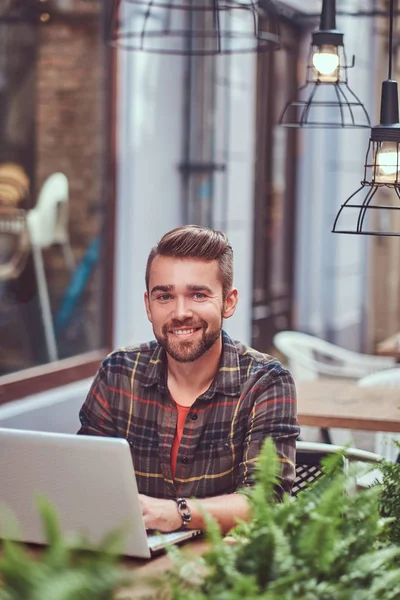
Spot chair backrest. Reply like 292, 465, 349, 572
27, 173, 70, 248
293, 441, 382, 496
274, 330, 395, 381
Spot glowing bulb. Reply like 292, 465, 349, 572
376, 148, 400, 181
313, 53, 339, 75
312, 45, 339, 82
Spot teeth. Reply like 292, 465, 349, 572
172, 329, 196, 335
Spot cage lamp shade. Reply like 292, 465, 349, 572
279, 0, 370, 129
332, 80, 400, 236
106, 0, 281, 55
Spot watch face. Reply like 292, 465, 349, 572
176, 498, 191, 525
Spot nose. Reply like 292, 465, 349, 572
172, 296, 193, 321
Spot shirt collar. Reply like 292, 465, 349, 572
140, 330, 241, 398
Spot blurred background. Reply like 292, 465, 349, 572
0, 0, 399, 434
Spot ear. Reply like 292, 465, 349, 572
222, 288, 238, 320
144, 291, 152, 322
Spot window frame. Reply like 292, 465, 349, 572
251, 16, 301, 353
0, 8, 117, 405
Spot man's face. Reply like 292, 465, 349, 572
144, 256, 237, 363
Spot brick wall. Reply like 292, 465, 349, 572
34, 9, 106, 357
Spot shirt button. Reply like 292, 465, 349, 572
190, 413, 198, 421
181, 456, 189, 464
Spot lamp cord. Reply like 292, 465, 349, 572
389, 0, 394, 80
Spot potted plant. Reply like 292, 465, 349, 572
150, 440, 400, 600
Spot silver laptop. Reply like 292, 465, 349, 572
0, 428, 201, 559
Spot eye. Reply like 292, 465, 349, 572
193, 292, 206, 299
158, 294, 172, 301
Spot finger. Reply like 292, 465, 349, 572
143, 514, 154, 530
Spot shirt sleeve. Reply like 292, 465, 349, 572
236, 365, 299, 496
77, 360, 118, 437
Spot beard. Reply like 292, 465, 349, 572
154, 317, 222, 363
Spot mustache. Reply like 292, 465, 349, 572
162, 318, 206, 332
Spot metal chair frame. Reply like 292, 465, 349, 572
293, 441, 382, 496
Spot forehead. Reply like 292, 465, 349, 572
148, 256, 221, 290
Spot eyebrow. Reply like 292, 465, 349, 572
187, 284, 214, 294
150, 284, 214, 296
150, 285, 173, 296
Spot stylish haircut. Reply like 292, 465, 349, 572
145, 225, 234, 298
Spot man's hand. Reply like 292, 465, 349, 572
139, 494, 182, 532
139, 492, 251, 534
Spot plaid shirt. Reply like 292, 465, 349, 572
78, 330, 299, 499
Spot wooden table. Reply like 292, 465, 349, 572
117, 538, 209, 598
120, 537, 208, 572
297, 379, 400, 432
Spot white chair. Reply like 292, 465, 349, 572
273, 331, 396, 382
26, 173, 75, 362
274, 331, 396, 446
358, 368, 400, 462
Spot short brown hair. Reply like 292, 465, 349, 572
145, 225, 233, 298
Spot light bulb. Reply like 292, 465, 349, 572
312, 45, 340, 82
374, 143, 400, 183
377, 151, 400, 175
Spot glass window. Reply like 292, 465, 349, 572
0, 0, 114, 399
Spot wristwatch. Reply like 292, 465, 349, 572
175, 497, 191, 528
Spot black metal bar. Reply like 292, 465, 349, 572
332, 230, 400, 236
178, 162, 226, 173
358, 186, 378, 233
332, 82, 345, 127
340, 203, 400, 210
389, 0, 395, 80
380, 80, 400, 124
141, 0, 155, 50
343, 82, 371, 126
321, 428, 333, 445
320, 0, 336, 31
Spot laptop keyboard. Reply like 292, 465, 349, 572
147, 530, 191, 545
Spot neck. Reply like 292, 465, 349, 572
166, 335, 223, 393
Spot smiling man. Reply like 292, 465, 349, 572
78, 225, 299, 533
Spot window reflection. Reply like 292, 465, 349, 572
0, 0, 108, 376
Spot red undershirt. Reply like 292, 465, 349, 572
170, 402, 191, 480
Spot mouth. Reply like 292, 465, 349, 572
169, 327, 202, 338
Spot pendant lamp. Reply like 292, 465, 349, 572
106, 0, 280, 55
280, 0, 370, 129
332, 0, 400, 236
